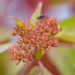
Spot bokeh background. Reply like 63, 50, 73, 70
0, 0, 75, 75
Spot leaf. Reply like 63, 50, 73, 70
57, 35, 75, 43
31, 2, 42, 26
34, 48, 45, 61
0, 53, 8, 75
6, 62, 23, 75
0, 43, 12, 54
0, 52, 23, 75
41, 49, 45, 56
34, 48, 41, 61
9, 17, 23, 28
56, 45, 75, 75
49, 45, 75, 75
0, 43, 23, 75
57, 16, 75, 43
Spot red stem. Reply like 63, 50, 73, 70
40, 54, 61, 75
38, 61, 44, 75
24, 54, 61, 75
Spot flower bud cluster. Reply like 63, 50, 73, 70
9, 16, 62, 65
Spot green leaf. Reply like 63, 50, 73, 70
0, 53, 8, 75
34, 48, 41, 61
41, 49, 45, 55
9, 17, 23, 28
31, 2, 42, 26
57, 35, 75, 43
57, 16, 75, 43
0, 43, 12, 54
0, 52, 23, 75
34, 48, 45, 61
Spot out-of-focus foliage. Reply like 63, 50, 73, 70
53, 16, 75, 75
51, 0, 68, 5
0, 43, 12, 54
29, 66, 52, 75
0, 53, 8, 75
50, 45, 75, 75
0, 27, 10, 44
0, 53, 23, 75
57, 17, 75, 43
31, 2, 42, 25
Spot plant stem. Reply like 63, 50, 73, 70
38, 61, 44, 75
